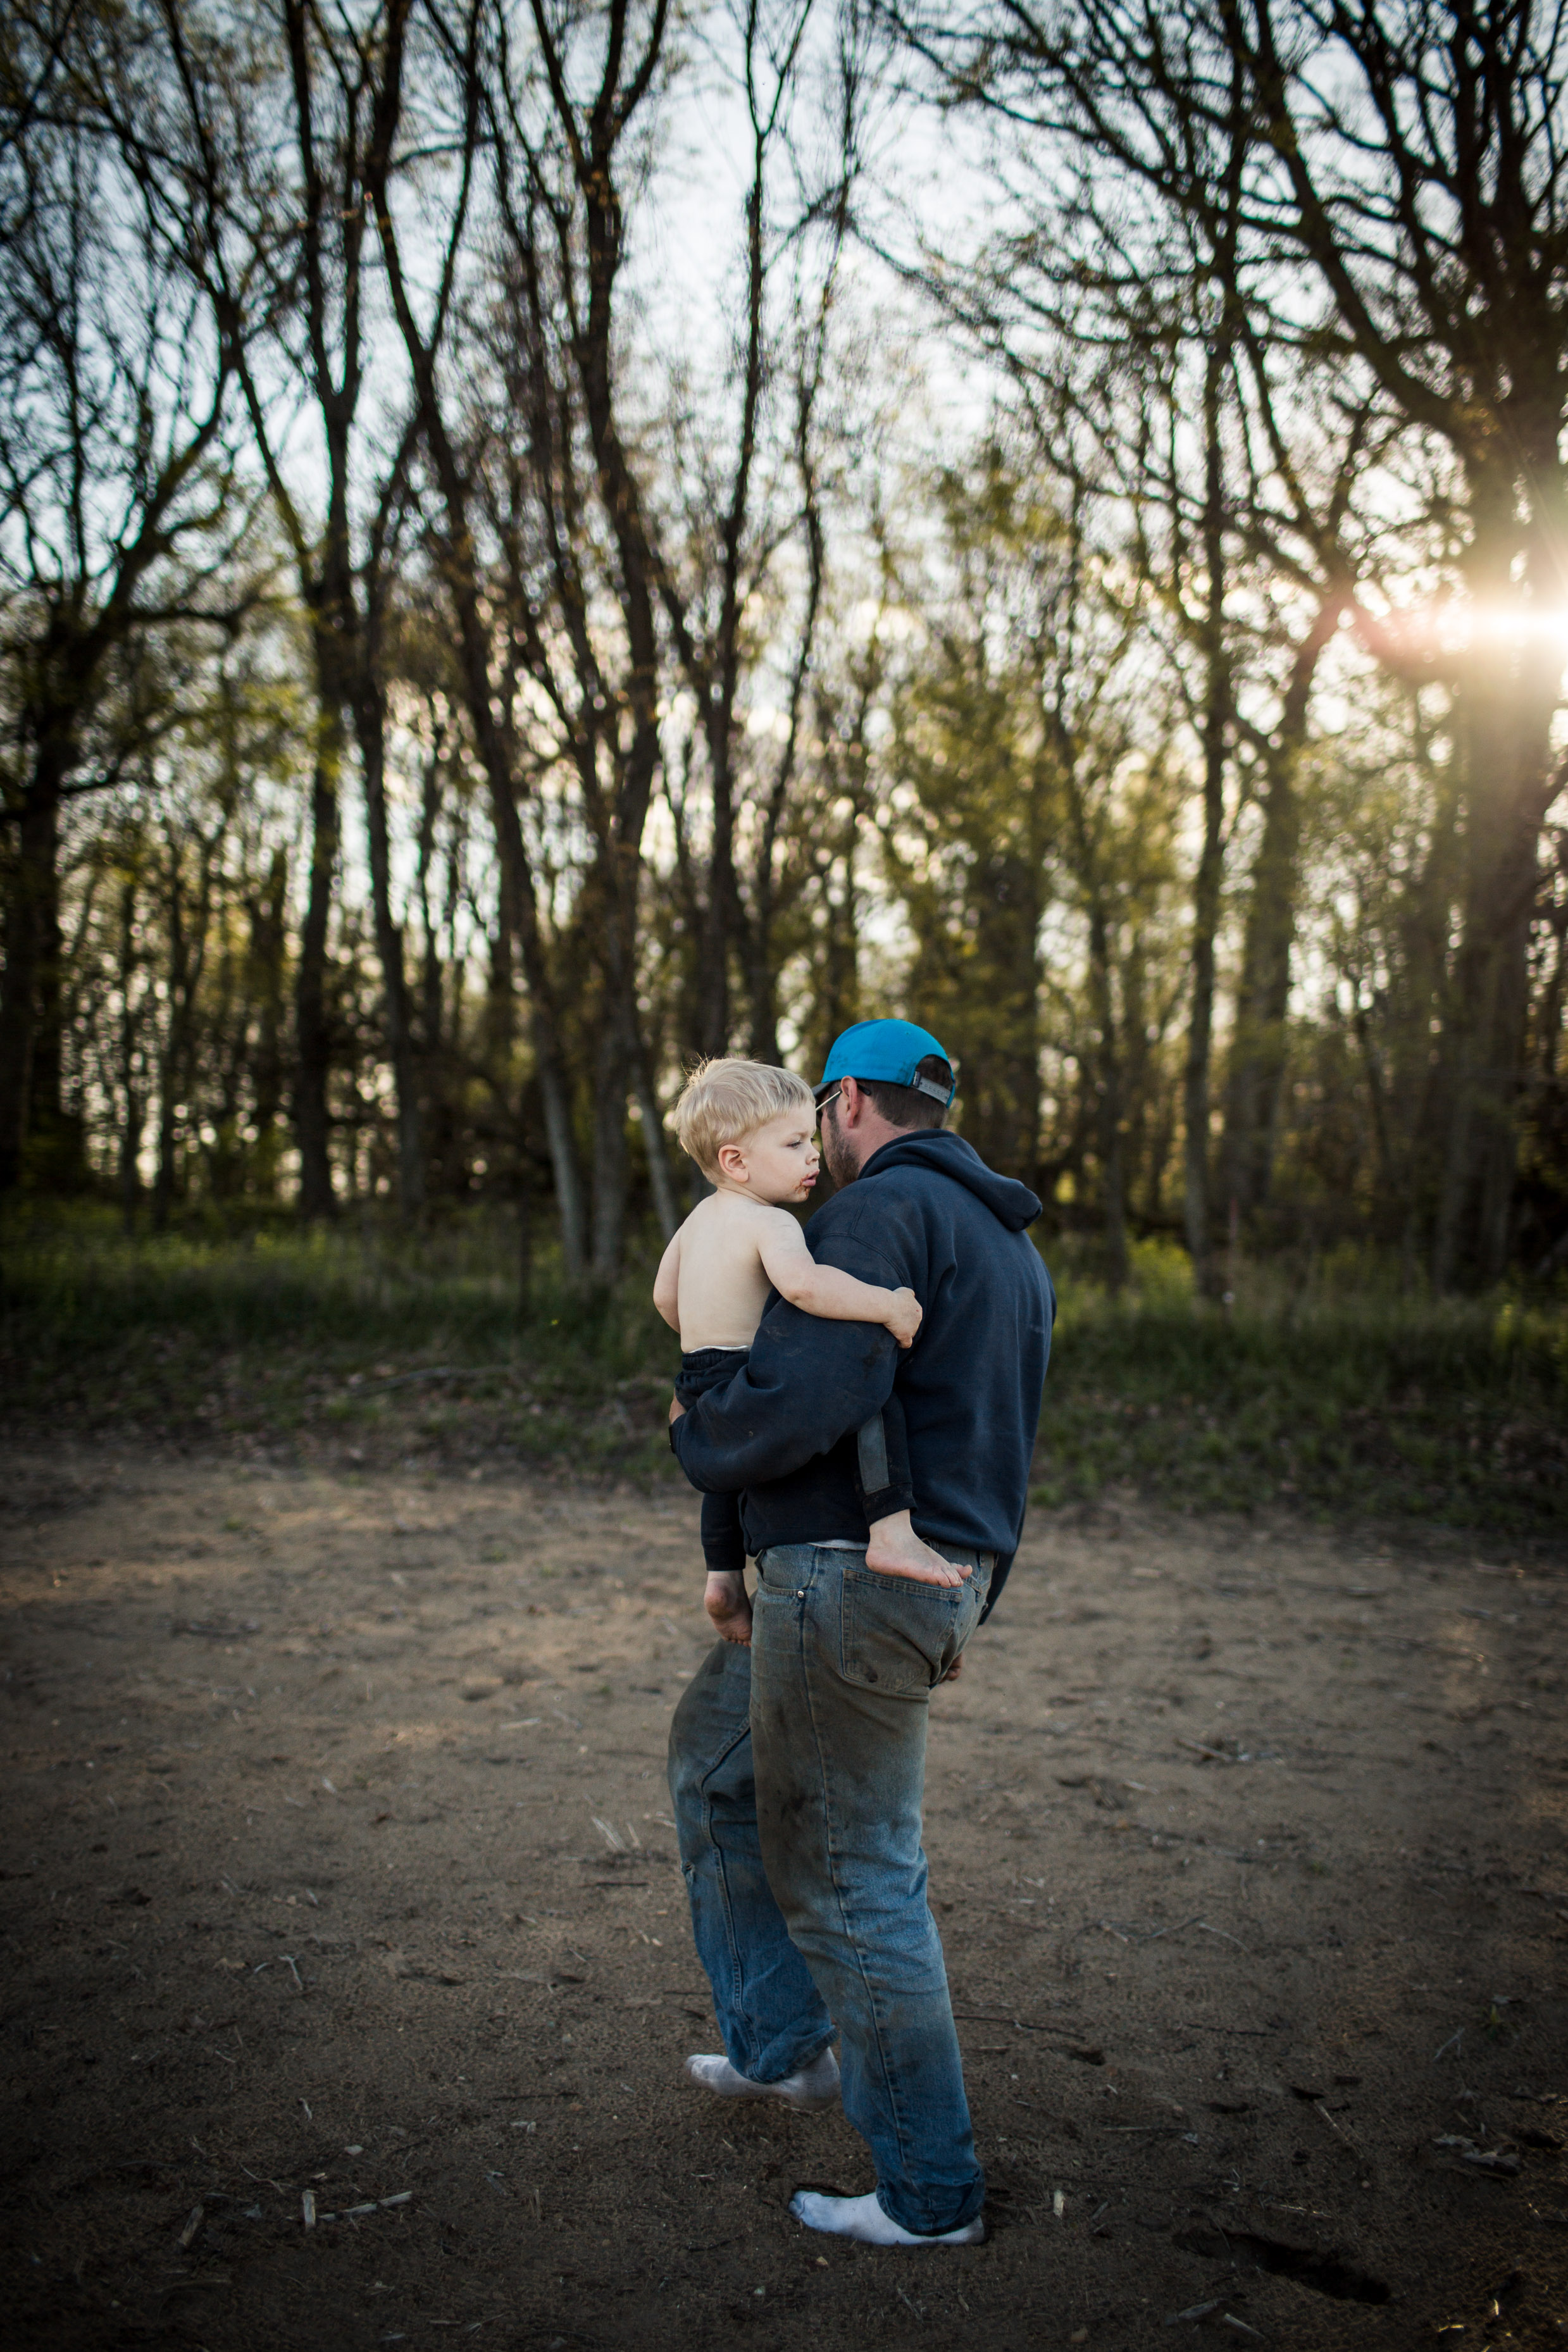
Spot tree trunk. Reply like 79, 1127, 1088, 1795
152, 853, 187, 1233
818, 844, 861, 1072
516, 1154, 533, 1321
1086, 902, 1128, 1289
354, 670, 425, 1217
1222, 758, 1299, 1225
537, 1049, 587, 1275
1183, 354, 1230, 1298
1183, 779, 1226, 1293
294, 712, 341, 1220
632, 1041, 681, 1243
590, 1009, 629, 1280
1433, 462, 1564, 1288
248, 847, 288, 1188
0, 768, 63, 1192
1222, 594, 1346, 1222
745, 912, 781, 1069
118, 873, 142, 1230
697, 770, 736, 1061
1433, 728, 1557, 1288
27, 788, 74, 1179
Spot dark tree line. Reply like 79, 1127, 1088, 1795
1, 0, 1565, 1289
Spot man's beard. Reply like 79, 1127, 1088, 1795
820, 1105, 859, 1189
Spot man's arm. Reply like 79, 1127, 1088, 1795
669, 1221, 907, 1495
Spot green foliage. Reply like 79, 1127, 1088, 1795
3, 1206, 1562, 1539
0, 1204, 676, 1474
1035, 1238, 1567, 1537
880, 449, 1190, 1236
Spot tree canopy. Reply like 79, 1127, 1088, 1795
1, 0, 1564, 1290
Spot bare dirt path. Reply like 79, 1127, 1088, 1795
1, 1443, 1564, 2350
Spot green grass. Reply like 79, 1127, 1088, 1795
1035, 1238, 1567, 1540
0, 1204, 676, 1476
1, 1209, 1564, 1542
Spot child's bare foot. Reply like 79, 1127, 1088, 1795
864, 1512, 971, 1586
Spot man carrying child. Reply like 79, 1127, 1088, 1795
660, 1019, 1055, 2248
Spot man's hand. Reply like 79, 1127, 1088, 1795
705, 1570, 753, 1646
940, 1651, 964, 1684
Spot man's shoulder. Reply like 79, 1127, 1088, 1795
803, 1168, 948, 1267
811, 1157, 964, 1228
801, 1181, 912, 1265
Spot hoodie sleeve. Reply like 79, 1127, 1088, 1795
669, 1221, 905, 1495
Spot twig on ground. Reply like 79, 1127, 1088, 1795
1195, 1921, 1252, 1953
1315, 2101, 1367, 2162
1176, 1738, 1237, 1764
1176, 2020, 1277, 2036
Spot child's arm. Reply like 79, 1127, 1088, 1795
754, 1210, 922, 1348
652, 1230, 683, 1333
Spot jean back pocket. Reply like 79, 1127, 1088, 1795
839, 1565, 980, 1696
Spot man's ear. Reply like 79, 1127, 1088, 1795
715, 1141, 750, 1182
838, 1076, 864, 1126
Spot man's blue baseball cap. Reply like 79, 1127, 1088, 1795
814, 1018, 955, 1110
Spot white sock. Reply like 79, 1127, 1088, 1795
683, 2045, 840, 2112
788, 2189, 985, 2247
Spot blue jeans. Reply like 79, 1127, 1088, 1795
667, 1542, 990, 2235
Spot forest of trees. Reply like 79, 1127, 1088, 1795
3, 0, 1567, 1294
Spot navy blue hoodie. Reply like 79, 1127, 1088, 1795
669, 1128, 1055, 1620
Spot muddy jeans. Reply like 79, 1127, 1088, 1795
667, 1541, 991, 2235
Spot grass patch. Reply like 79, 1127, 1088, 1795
0, 1204, 676, 1476
1035, 1240, 1567, 1540
2, 1208, 1564, 1540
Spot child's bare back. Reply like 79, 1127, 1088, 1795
659, 1188, 923, 1353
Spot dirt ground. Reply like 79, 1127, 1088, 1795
2, 1445, 1565, 2352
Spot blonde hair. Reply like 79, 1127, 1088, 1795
673, 1057, 815, 1177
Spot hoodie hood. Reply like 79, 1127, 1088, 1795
858, 1127, 1043, 1233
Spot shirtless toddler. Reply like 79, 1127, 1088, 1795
654, 1057, 964, 1608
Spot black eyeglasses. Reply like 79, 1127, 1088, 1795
814, 1086, 841, 1119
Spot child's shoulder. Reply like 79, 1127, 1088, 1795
680, 1192, 797, 1244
